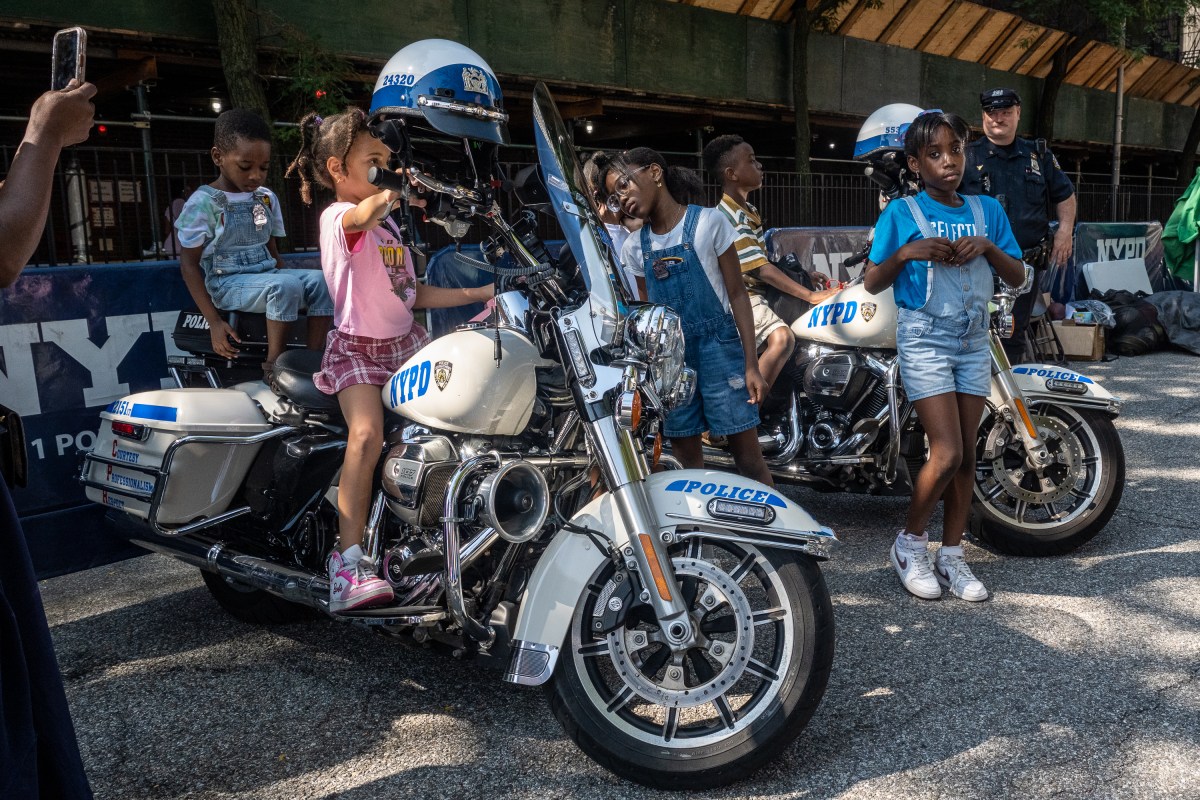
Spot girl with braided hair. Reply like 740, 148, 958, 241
287, 108, 492, 612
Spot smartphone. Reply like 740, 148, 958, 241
51, 27, 87, 91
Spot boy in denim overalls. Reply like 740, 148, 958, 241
176, 109, 332, 378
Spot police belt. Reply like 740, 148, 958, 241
1022, 238, 1050, 269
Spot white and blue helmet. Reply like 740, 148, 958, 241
370, 39, 509, 145
853, 103, 924, 160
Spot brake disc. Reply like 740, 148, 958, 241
986, 414, 1083, 505
606, 557, 754, 709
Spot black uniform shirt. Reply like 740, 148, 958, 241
960, 136, 1075, 250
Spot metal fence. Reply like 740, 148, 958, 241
10, 144, 1186, 267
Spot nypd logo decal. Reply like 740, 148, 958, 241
390, 360, 433, 405
806, 300, 858, 328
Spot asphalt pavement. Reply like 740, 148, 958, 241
40, 349, 1200, 800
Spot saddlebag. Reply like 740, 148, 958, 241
82, 389, 272, 525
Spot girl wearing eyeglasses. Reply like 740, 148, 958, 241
595, 147, 772, 486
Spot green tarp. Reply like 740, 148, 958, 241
1163, 167, 1200, 283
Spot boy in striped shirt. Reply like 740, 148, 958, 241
704, 135, 835, 389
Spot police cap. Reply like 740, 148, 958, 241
980, 87, 1021, 111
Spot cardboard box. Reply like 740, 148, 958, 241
1052, 320, 1105, 361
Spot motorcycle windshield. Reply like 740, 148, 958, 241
531, 82, 624, 345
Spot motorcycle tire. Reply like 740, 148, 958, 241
200, 569, 311, 625
971, 404, 1125, 556
547, 539, 834, 790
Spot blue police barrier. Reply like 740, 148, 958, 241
1, 255, 320, 578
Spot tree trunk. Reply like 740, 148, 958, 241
211, 0, 270, 121
211, 0, 289, 241
791, 13, 812, 176
1178, 106, 1200, 188
1036, 37, 1085, 142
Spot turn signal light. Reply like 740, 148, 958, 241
638, 533, 673, 602
1013, 398, 1038, 440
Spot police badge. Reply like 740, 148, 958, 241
434, 360, 452, 391
462, 67, 488, 94
860, 302, 877, 322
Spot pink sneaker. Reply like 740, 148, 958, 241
328, 549, 394, 613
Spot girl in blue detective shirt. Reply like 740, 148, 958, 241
864, 111, 1025, 603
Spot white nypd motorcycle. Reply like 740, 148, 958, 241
80, 40, 835, 788
708, 104, 1125, 557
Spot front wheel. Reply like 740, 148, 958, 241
547, 537, 834, 790
971, 404, 1125, 556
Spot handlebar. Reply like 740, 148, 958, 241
366, 166, 409, 193
367, 166, 485, 204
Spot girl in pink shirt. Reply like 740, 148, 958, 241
287, 109, 492, 612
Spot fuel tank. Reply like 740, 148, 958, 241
383, 327, 555, 436
791, 282, 898, 349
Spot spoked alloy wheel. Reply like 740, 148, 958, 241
971, 403, 1125, 556
548, 537, 833, 789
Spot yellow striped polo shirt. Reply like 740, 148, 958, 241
717, 194, 769, 296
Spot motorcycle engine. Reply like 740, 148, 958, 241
801, 352, 870, 412
381, 435, 460, 528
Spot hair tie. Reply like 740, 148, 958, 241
312, 115, 324, 126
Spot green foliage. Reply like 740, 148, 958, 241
1004, 0, 1198, 53
261, 18, 363, 147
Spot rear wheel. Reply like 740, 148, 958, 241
200, 570, 311, 625
971, 404, 1124, 556
547, 537, 834, 789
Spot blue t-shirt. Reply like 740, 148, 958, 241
868, 192, 1021, 311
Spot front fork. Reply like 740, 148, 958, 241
585, 413, 697, 650
987, 335, 1053, 469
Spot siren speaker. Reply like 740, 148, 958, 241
476, 461, 550, 543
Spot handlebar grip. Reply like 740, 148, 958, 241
367, 166, 408, 192
864, 166, 896, 194
843, 248, 869, 268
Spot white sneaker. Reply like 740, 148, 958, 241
934, 549, 989, 602
890, 532, 941, 600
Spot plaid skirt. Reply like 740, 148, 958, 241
314, 325, 430, 395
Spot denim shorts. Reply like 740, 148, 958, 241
206, 268, 334, 322
666, 318, 760, 438
896, 310, 992, 403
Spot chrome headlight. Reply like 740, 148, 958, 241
624, 305, 686, 403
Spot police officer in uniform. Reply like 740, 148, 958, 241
960, 88, 1076, 361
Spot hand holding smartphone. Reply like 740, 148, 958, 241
52, 26, 87, 91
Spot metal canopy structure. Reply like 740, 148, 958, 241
671, 0, 1200, 107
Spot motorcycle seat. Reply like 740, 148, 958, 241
271, 349, 340, 412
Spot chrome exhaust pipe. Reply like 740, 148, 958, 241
124, 529, 332, 612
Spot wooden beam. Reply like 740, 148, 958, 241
1012, 29, 1060, 75
1009, 28, 1052, 74
917, 0, 962, 51
93, 56, 157, 98
878, 0, 924, 46
834, 0, 871, 36
557, 98, 604, 119
979, 17, 1024, 66
953, 9, 996, 59
583, 113, 714, 143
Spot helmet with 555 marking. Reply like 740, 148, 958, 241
369, 39, 510, 145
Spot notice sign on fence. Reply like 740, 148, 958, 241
88, 178, 114, 203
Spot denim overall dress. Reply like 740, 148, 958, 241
894, 194, 995, 402
640, 205, 758, 438
199, 186, 332, 323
